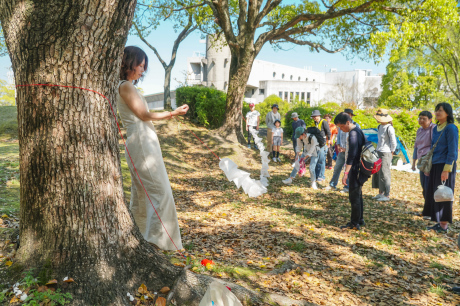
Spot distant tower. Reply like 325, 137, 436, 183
205, 35, 231, 91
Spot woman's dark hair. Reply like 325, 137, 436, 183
418, 110, 432, 120
120, 46, 148, 85
334, 112, 353, 125
324, 114, 332, 119
435, 102, 454, 124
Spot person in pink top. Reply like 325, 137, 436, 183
411, 111, 435, 219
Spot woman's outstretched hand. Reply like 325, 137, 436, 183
175, 104, 189, 116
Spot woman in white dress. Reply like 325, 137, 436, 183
117, 46, 189, 250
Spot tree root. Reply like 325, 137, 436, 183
170, 269, 314, 306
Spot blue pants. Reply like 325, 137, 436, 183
315, 146, 327, 180
329, 152, 349, 187
290, 155, 319, 183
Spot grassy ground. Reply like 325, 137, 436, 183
1, 107, 460, 305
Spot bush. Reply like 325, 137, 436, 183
0, 106, 18, 136
284, 106, 336, 139
176, 86, 227, 129
255, 95, 289, 125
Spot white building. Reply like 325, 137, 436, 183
187, 36, 382, 107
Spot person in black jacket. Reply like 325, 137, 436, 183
334, 112, 366, 230
311, 110, 331, 182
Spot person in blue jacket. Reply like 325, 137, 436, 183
424, 102, 458, 233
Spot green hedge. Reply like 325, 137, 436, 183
253, 95, 290, 126
284, 104, 339, 139
176, 86, 227, 129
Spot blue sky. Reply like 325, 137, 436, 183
0, 21, 387, 95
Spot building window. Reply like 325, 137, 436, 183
252, 89, 255, 95
224, 82, 228, 90
298, 76, 301, 81
296, 92, 299, 100
313, 79, 315, 82
307, 92, 311, 106
282, 73, 285, 79
290, 92, 294, 101
259, 89, 265, 95
224, 58, 228, 68
306, 78, 308, 81
290, 75, 293, 80
273, 72, 276, 78
279, 91, 283, 98
301, 92, 305, 101
284, 91, 288, 100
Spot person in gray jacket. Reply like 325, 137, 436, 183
266, 104, 281, 158
371, 108, 397, 202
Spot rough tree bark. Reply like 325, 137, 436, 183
0, 1, 309, 305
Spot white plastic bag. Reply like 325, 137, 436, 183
434, 182, 454, 202
199, 281, 243, 306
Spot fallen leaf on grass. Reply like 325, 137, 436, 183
5, 261, 12, 266
10, 295, 19, 303
45, 279, 57, 285
159, 287, 170, 294
63, 277, 75, 283
138, 283, 148, 295
155, 297, 166, 306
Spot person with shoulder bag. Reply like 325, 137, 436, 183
412, 111, 435, 219
424, 103, 458, 233
371, 109, 397, 202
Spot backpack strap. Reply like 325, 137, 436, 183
318, 119, 324, 131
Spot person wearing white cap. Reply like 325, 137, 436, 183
245, 103, 260, 149
371, 108, 397, 202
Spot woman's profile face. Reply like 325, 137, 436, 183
435, 106, 448, 122
128, 58, 146, 81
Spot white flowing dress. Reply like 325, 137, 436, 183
117, 81, 183, 250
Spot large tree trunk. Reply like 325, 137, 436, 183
0, 1, 186, 304
219, 49, 255, 143
164, 65, 173, 110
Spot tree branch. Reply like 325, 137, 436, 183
133, 23, 167, 69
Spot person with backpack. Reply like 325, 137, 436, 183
371, 109, 397, 202
282, 126, 321, 189
325, 109, 360, 192
424, 102, 458, 233
266, 104, 281, 158
311, 110, 331, 182
334, 112, 368, 230
412, 111, 435, 219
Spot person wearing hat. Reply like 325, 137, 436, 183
311, 110, 331, 182
282, 126, 320, 189
326, 109, 360, 192
290, 112, 306, 154
266, 104, 281, 157
245, 103, 260, 149
371, 108, 397, 202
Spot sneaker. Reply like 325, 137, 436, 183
372, 194, 383, 200
311, 182, 318, 189
451, 287, 460, 295
247, 145, 251, 148
272, 157, 277, 162
327, 166, 333, 170
317, 178, 325, 182
340, 188, 349, 193
325, 186, 337, 191
276, 157, 281, 162
376, 196, 390, 202
340, 222, 360, 230
427, 223, 448, 233
359, 220, 366, 227
423, 216, 431, 220
282, 177, 292, 185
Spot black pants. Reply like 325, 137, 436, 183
326, 144, 334, 167
348, 170, 364, 225
247, 126, 256, 145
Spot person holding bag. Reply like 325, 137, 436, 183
423, 103, 458, 233
412, 111, 435, 218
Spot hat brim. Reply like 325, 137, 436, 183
373, 114, 393, 123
